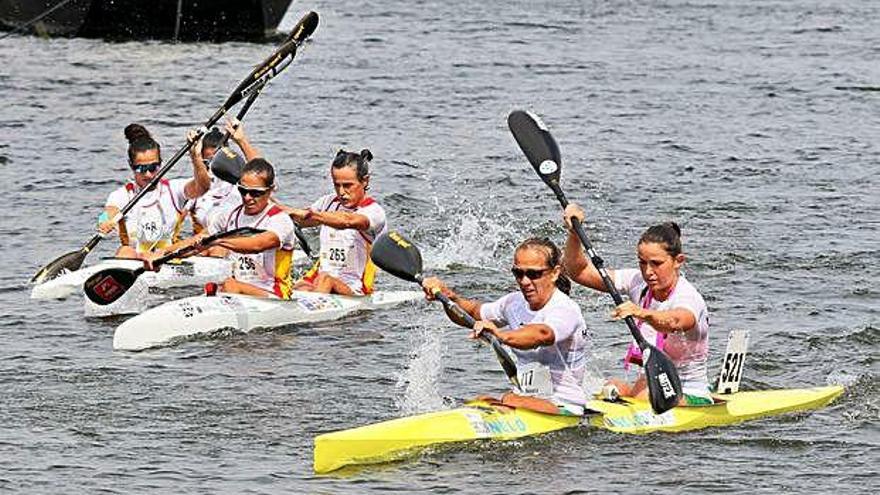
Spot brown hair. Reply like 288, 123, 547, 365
515, 237, 571, 295
124, 123, 160, 165
639, 222, 682, 257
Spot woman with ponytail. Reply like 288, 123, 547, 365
283, 149, 386, 296
421, 238, 590, 416
563, 204, 711, 406
98, 124, 211, 257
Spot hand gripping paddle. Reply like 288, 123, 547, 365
370, 231, 522, 392
508, 109, 682, 413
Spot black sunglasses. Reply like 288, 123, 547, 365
132, 161, 161, 174
511, 266, 552, 280
237, 185, 272, 198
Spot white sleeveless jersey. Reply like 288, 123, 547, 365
613, 268, 710, 396
189, 177, 237, 230
480, 289, 589, 408
105, 178, 189, 253
208, 202, 297, 298
307, 194, 386, 295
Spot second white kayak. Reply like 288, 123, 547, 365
113, 290, 425, 351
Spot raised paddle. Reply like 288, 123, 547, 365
507, 109, 683, 414
31, 11, 320, 284
83, 226, 264, 305
370, 231, 522, 392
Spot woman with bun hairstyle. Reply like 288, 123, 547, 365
283, 149, 386, 296
98, 124, 211, 258
562, 203, 712, 406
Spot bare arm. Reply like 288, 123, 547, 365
184, 129, 212, 199
421, 276, 483, 328
481, 322, 555, 350
283, 206, 370, 231
213, 231, 280, 254
225, 118, 260, 161
562, 203, 614, 292
612, 301, 697, 334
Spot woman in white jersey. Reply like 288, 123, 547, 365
187, 119, 260, 234
563, 203, 712, 406
97, 124, 210, 257
422, 238, 589, 416
145, 158, 297, 299
283, 149, 386, 296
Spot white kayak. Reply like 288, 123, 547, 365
113, 290, 424, 351
31, 256, 233, 300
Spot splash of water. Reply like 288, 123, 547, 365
395, 323, 447, 415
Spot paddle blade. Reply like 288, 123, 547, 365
209, 146, 246, 185
290, 11, 319, 43
31, 248, 88, 284
370, 231, 423, 283
507, 110, 562, 187
642, 344, 684, 414
83, 268, 140, 305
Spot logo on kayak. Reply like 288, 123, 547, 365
604, 410, 676, 430
465, 411, 528, 438
539, 160, 558, 175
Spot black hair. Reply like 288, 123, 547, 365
124, 123, 160, 165
241, 158, 275, 187
515, 237, 572, 295
331, 148, 373, 181
202, 127, 224, 151
639, 222, 683, 257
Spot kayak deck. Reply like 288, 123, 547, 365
113, 290, 424, 351
313, 400, 581, 475
313, 385, 844, 474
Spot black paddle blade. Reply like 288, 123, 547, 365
210, 146, 246, 185
83, 268, 140, 305
643, 344, 684, 414
31, 248, 88, 284
290, 11, 319, 43
507, 110, 562, 187
370, 231, 423, 283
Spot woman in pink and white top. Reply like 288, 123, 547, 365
98, 124, 211, 258
563, 203, 711, 405
283, 149, 386, 296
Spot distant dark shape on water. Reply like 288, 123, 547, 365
0, 0, 293, 41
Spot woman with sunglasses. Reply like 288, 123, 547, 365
98, 124, 211, 258
283, 149, 386, 296
145, 158, 297, 299
562, 204, 711, 406
421, 238, 589, 416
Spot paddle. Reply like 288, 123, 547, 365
507, 109, 682, 414
371, 231, 522, 392
83, 226, 265, 305
31, 11, 320, 284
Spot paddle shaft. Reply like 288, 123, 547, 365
549, 182, 651, 350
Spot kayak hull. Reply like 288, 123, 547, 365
313, 385, 844, 474
112, 290, 424, 351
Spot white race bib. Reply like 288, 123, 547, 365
232, 253, 265, 283
517, 362, 553, 399
321, 230, 355, 272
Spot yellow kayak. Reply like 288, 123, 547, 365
313, 385, 843, 474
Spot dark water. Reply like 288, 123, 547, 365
1, 0, 878, 492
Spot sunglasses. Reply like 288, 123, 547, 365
511, 266, 552, 280
132, 161, 161, 174
237, 184, 272, 198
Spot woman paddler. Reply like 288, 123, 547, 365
562, 203, 712, 405
422, 238, 590, 416
282, 149, 386, 296
145, 158, 297, 299
97, 124, 211, 257
186, 118, 260, 234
